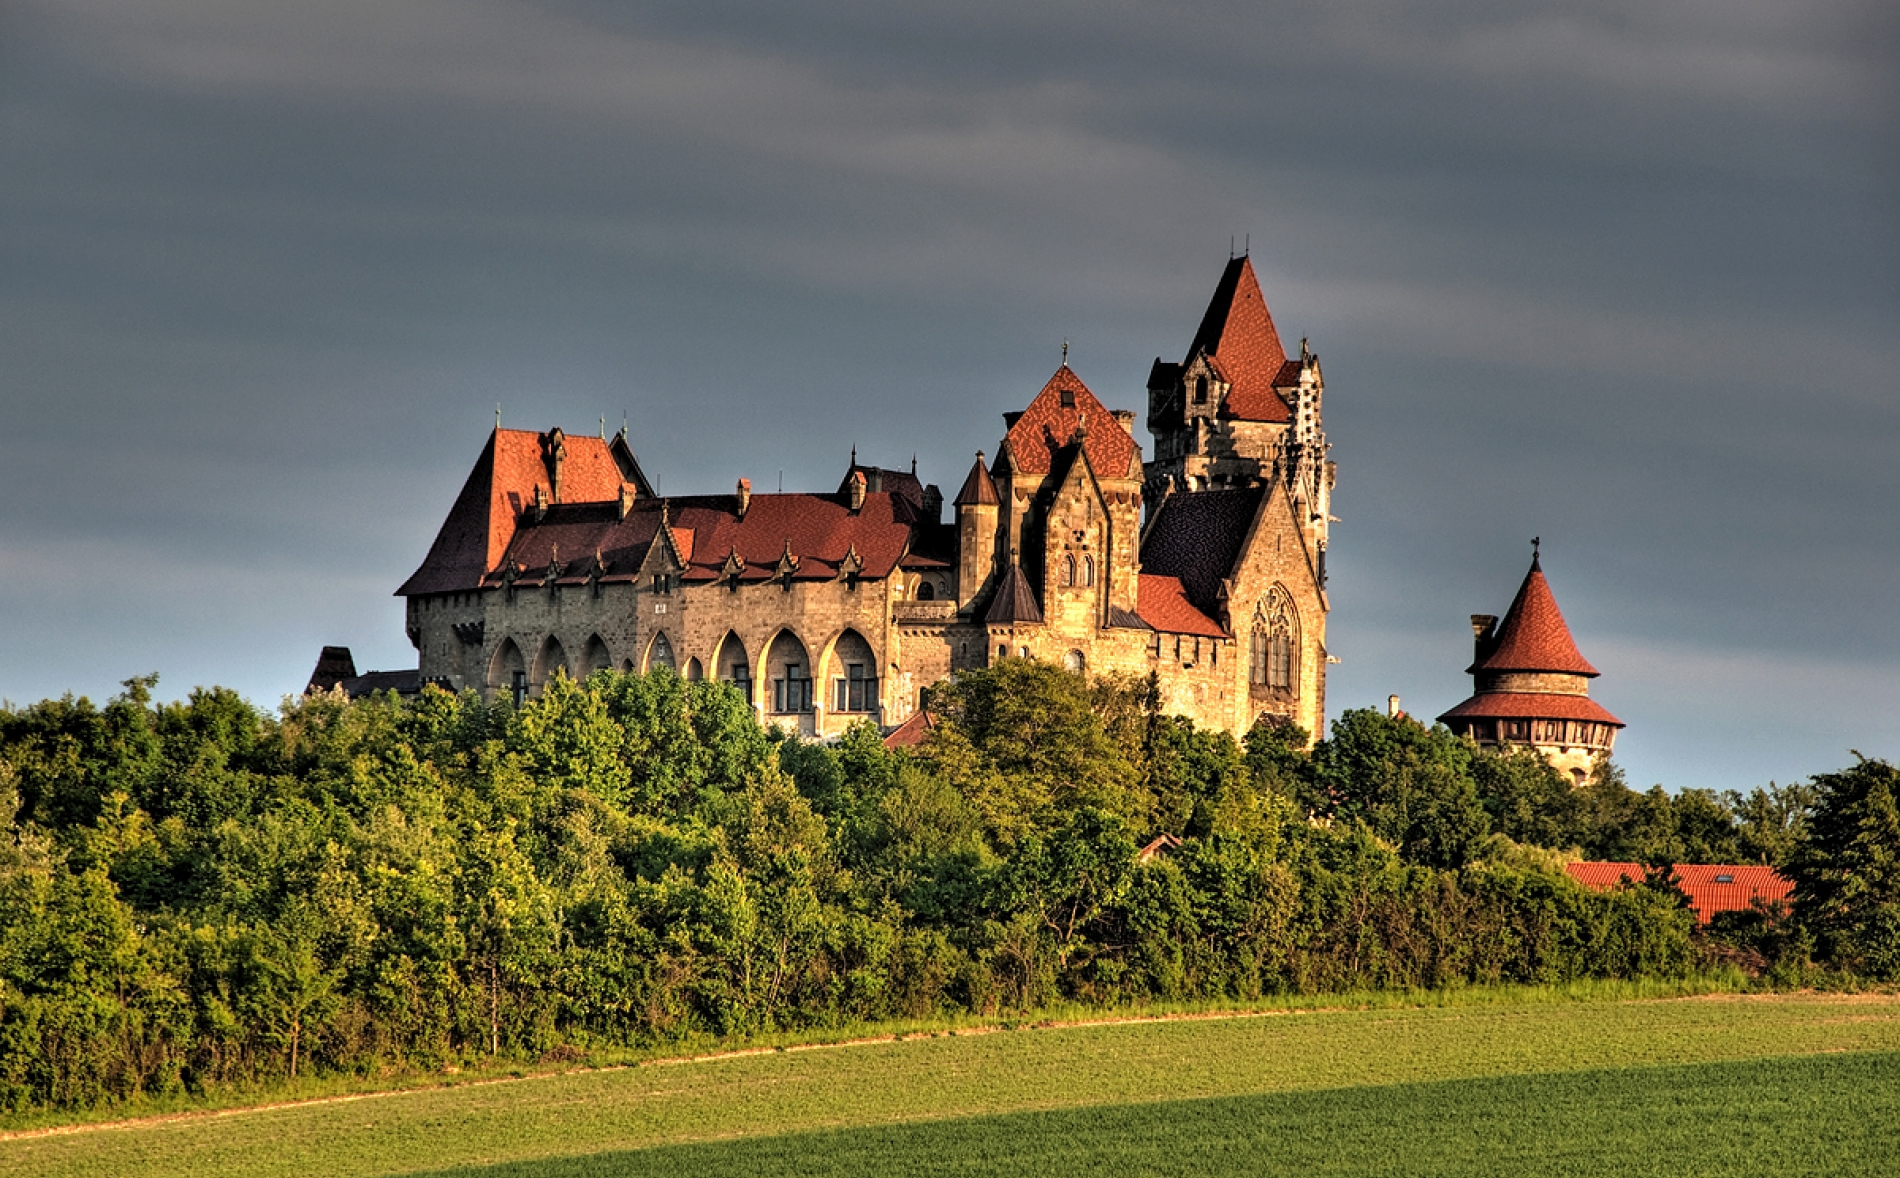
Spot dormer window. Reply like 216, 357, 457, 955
1714, 874, 1735, 884
1193, 376, 1207, 405
1060, 389, 1075, 408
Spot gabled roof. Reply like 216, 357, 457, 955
1472, 556, 1599, 676
953, 454, 1000, 506
1138, 485, 1266, 613
1001, 366, 1141, 480
984, 564, 1044, 625
398, 428, 641, 596
838, 461, 926, 511
1565, 862, 1791, 925
1136, 574, 1226, 637
1187, 256, 1291, 424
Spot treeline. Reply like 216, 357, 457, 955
0, 664, 1893, 1113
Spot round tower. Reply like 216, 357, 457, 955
1437, 550, 1623, 786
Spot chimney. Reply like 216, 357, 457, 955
1470, 614, 1499, 664
920, 483, 943, 523
1387, 694, 1402, 719
546, 427, 567, 504
1111, 409, 1136, 434
618, 484, 635, 520
533, 484, 549, 522
848, 469, 867, 513
735, 477, 751, 519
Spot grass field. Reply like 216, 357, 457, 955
6, 993, 1898, 1177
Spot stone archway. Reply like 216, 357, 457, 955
487, 639, 526, 705
531, 635, 569, 692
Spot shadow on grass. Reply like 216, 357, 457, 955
407, 1051, 1900, 1178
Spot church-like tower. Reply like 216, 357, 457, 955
1438, 552, 1623, 785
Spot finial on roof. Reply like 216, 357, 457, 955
1244, 233, 1250, 256
1061, 339, 1069, 366
600, 415, 606, 439
496, 404, 502, 430
1230, 235, 1235, 258
1531, 536, 1542, 568
911, 453, 917, 474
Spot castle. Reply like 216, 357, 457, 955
395, 255, 1334, 741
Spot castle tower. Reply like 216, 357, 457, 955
1437, 551, 1624, 786
953, 452, 1000, 613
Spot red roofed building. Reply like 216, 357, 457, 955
391, 253, 1332, 742
1438, 551, 1623, 784
1564, 862, 1792, 925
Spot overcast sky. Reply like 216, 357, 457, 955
1, 1, 1894, 792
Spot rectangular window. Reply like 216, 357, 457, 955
511, 670, 528, 708
730, 664, 752, 703
833, 664, 874, 712
774, 664, 812, 713
1268, 635, 1292, 689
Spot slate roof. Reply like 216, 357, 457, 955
984, 564, 1045, 625
1136, 574, 1226, 637
307, 645, 358, 693
1138, 485, 1266, 613
1000, 366, 1141, 480
1471, 556, 1599, 676
1565, 862, 1792, 925
1188, 256, 1292, 424
398, 428, 649, 596
1437, 691, 1624, 727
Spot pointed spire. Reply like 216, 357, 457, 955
953, 452, 999, 506
1186, 255, 1290, 423
1470, 554, 1598, 676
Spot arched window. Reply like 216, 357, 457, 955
766, 631, 813, 714
715, 633, 751, 703
1063, 555, 1076, 587
488, 639, 527, 706
829, 629, 879, 713
917, 580, 935, 601
531, 635, 569, 693
1066, 649, 1086, 674
646, 631, 676, 673
1193, 376, 1207, 404
684, 656, 704, 681
1083, 555, 1095, 587
582, 634, 612, 675
1251, 587, 1300, 691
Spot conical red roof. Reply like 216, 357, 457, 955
953, 453, 999, 506
1471, 556, 1599, 676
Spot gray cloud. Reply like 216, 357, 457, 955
1, 0, 1894, 789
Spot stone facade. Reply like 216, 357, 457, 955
398, 255, 1334, 742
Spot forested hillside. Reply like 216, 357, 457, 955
1, 663, 1893, 1114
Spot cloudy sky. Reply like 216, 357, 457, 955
1, 1, 1894, 791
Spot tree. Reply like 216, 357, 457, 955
1787, 756, 1900, 979
1312, 710, 1490, 868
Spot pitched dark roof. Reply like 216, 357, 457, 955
1472, 556, 1599, 676
1138, 485, 1265, 612
984, 564, 1044, 625
1188, 256, 1291, 424
953, 454, 1000, 506
307, 646, 358, 693
838, 462, 925, 511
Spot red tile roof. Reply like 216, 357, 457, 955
1472, 556, 1599, 676
1437, 691, 1624, 727
1565, 862, 1792, 924
1001, 366, 1142, 480
882, 710, 936, 750
1189, 256, 1291, 424
1137, 574, 1227, 637
398, 428, 641, 596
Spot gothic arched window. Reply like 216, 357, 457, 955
1064, 555, 1077, 587
1251, 586, 1300, 692
1083, 555, 1095, 587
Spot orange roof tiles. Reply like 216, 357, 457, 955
1001, 366, 1141, 480
882, 710, 936, 750
1189, 256, 1291, 424
1565, 862, 1792, 924
954, 454, 999, 506
1473, 557, 1599, 676
1137, 574, 1227, 637
1437, 691, 1624, 727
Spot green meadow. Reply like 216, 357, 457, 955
6, 992, 1897, 1178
